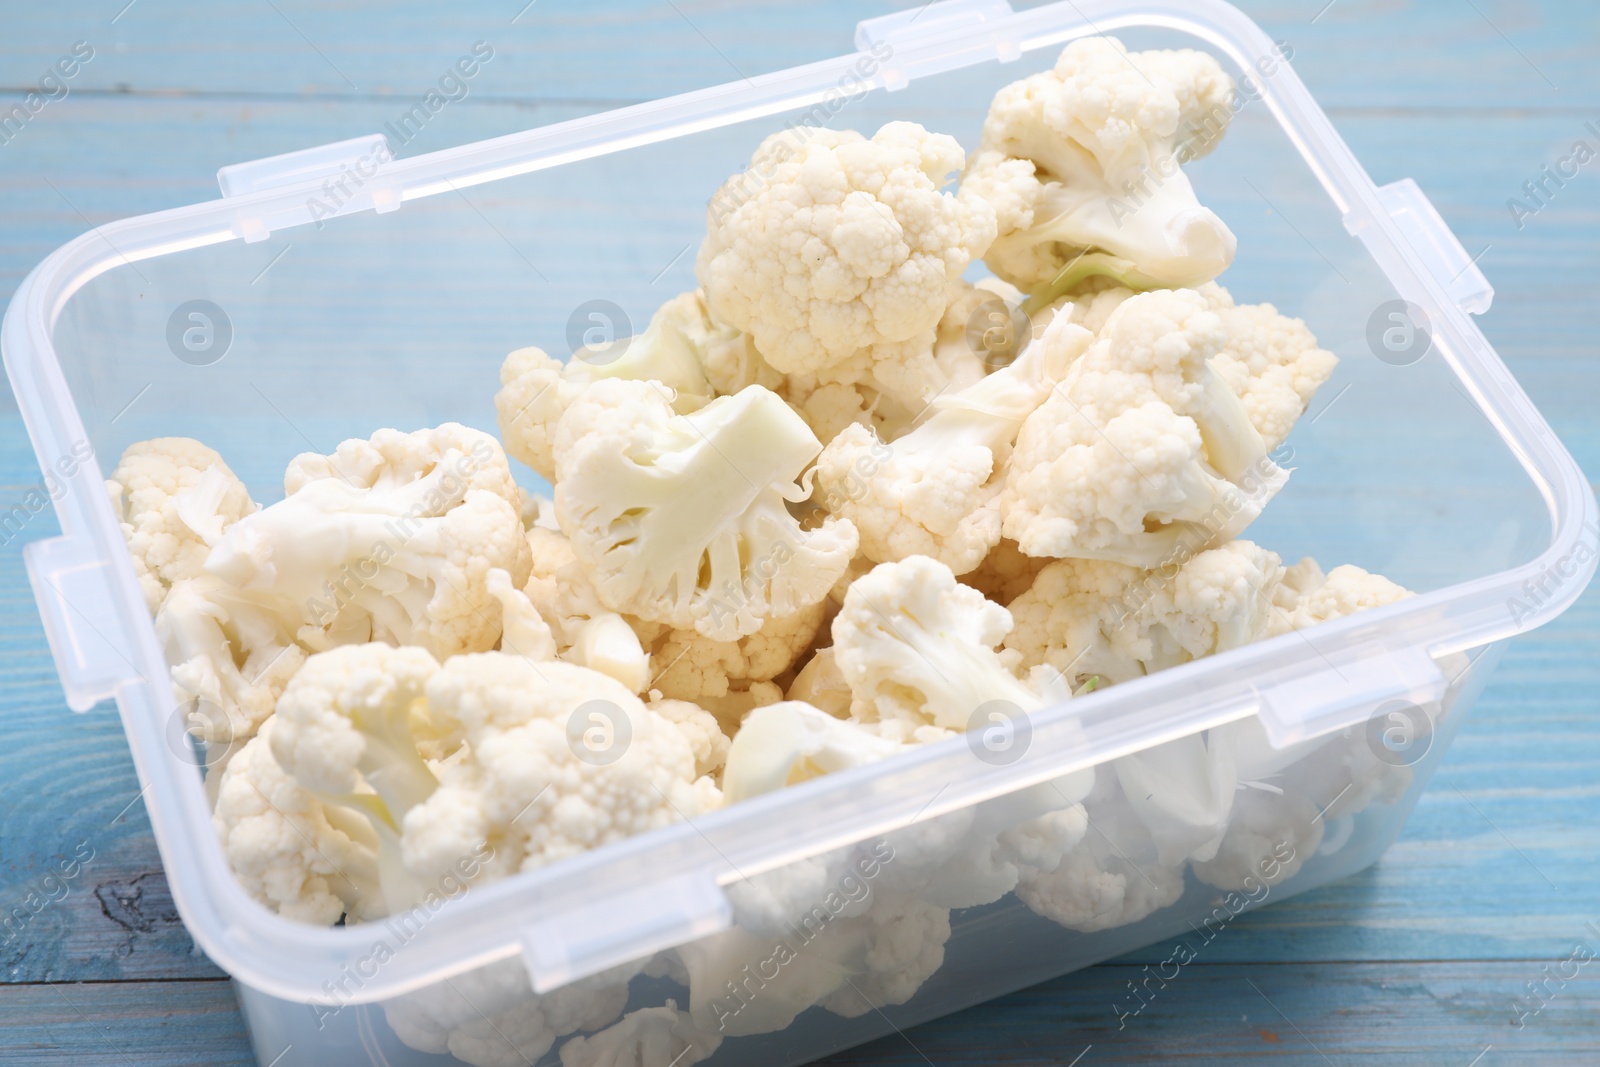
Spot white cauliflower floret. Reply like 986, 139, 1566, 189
698, 121, 995, 389
400, 654, 720, 884
523, 527, 650, 692
632, 602, 824, 706
721, 701, 906, 803
1190, 785, 1321, 891
1016, 770, 1185, 932
1114, 731, 1236, 866
212, 718, 382, 924
1001, 289, 1288, 566
207, 423, 532, 659
559, 1001, 721, 1067
108, 437, 257, 612
648, 697, 731, 780
553, 381, 857, 641
1198, 282, 1339, 451
786, 647, 853, 717
832, 556, 1057, 742
814, 314, 1092, 574
157, 576, 305, 748
495, 293, 732, 483
1028, 282, 1140, 339
965, 36, 1236, 295
676, 887, 948, 1036
816, 892, 951, 1018
875, 777, 1091, 909
270, 643, 445, 913
383, 957, 632, 1067
1268, 559, 1412, 635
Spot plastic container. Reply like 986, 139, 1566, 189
4, 1, 1595, 1064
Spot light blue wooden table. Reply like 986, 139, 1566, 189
1, 2, 1597, 1064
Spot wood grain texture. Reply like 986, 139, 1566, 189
0, 0, 1596, 1064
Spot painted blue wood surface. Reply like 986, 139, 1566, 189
0, 2, 1597, 1064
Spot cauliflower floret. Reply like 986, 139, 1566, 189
964, 36, 1236, 295
1114, 731, 1236, 866
157, 576, 306, 748
816, 892, 951, 1018
523, 527, 650, 691
874, 778, 1091, 910
648, 697, 731, 780
814, 314, 1092, 574
1268, 559, 1413, 635
383, 957, 632, 1067
553, 380, 857, 641
786, 647, 853, 717
698, 121, 995, 391
270, 643, 446, 912
676, 887, 949, 1036
1001, 289, 1288, 566
207, 424, 532, 659
632, 602, 824, 706
1026, 280, 1139, 340
721, 701, 907, 803
400, 654, 720, 884
108, 437, 257, 612
1191, 785, 1322, 891
832, 556, 1056, 742
212, 718, 383, 924
1015, 770, 1185, 932
558, 1001, 721, 1067
1006, 539, 1283, 687
1198, 282, 1339, 451
495, 294, 733, 483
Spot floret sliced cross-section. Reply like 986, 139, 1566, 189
554, 381, 858, 642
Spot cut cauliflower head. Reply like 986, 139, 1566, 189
207, 423, 532, 659
400, 654, 720, 884
495, 292, 734, 483
698, 121, 995, 385
270, 643, 445, 912
108, 437, 257, 612
814, 314, 1092, 574
1001, 289, 1288, 566
523, 527, 650, 692
721, 700, 907, 804
383, 957, 633, 1067
157, 576, 305, 748
1005, 540, 1284, 688
676, 887, 949, 1036
632, 602, 823, 706
965, 36, 1236, 296
1268, 558, 1412, 635
1015, 769, 1185, 932
1199, 282, 1338, 451
831, 555, 1063, 743
648, 697, 732, 780
553, 380, 858, 642
212, 717, 383, 924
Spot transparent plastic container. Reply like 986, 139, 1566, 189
4, 1, 1595, 1065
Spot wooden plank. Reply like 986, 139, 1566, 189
0, 0, 1594, 109
818, 961, 1600, 1066
0, 979, 252, 1066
